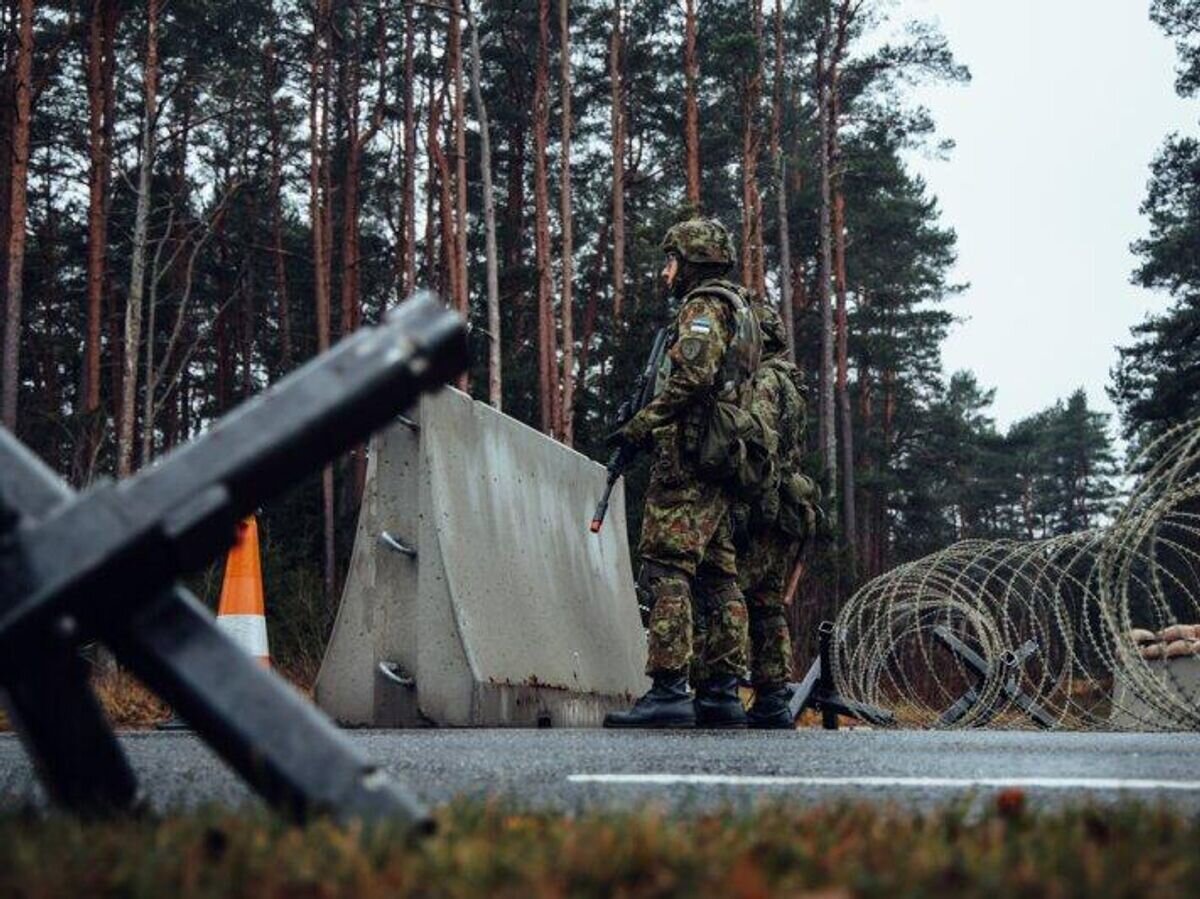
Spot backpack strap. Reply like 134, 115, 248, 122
682, 281, 763, 399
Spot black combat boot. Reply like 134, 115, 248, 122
603, 673, 696, 728
747, 684, 795, 730
694, 674, 748, 729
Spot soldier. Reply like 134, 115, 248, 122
736, 301, 821, 728
603, 218, 762, 729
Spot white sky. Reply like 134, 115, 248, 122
886, 0, 1196, 430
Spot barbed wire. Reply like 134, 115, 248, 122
831, 417, 1200, 731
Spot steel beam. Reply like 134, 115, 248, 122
0, 293, 465, 827
932, 626, 1055, 729
786, 621, 896, 729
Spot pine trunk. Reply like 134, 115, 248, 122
815, 29, 836, 500
107, 284, 122, 426
830, 1, 856, 571
213, 228, 232, 412
339, 5, 365, 501
450, 0, 469, 392
423, 28, 438, 292
501, 115, 525, 352
465, 0, 501, 409
311, 0, 336, 604
340, 17, 361, 342
558, 0, 575, 444
880, 368, 896, 571
240, 260, 255, 398
265, 36, 292, 371
83, 1, 107, 416
431, 88, 460, 323
609, 1, 625, 322
401, 0, 417, 297
36, 184, 61, 443
834, 189, 856, 571
857, 370, 874, 573
533, 0, 556, 436
0, 71, 12, 383
772, 0, 794, 361
140, 208, 170, 469
0, 0, 32, 430
741, 0, 765, 298
116, 0, 160, 478
81, 0, 120, 474
348, 4, 387, 499
684, 0, 700, 210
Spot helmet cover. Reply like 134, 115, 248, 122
660, 218, 737, 267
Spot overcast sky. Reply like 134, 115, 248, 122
881, 0, 1196, 431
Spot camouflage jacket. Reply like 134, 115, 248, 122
622, 278, 744, 445
737, 348, 807, 530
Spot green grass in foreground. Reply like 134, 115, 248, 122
1, 797, 1198, 898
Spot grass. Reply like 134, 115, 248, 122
92, 667, 173, 728
0, 667, 171, 733
0, 796, 1197, 898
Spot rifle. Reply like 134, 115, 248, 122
590, 326, 671, 534
783, 555, 806, 606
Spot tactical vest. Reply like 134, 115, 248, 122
699, 281, 762, 404
682, 280, 765, 489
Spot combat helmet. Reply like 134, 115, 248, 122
660, 218, 737, 268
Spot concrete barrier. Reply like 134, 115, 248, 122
315, 388, 649, 727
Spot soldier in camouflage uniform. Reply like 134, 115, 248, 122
736, 301, 819, 728
603, 218, 761, 729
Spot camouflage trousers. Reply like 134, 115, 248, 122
738, 528, 801, 688
637, 451, 746, 680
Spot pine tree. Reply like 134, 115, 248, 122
0, 0, 33, 430
1111, 1, 1200, 448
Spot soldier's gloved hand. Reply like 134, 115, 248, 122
605, 417, 644, 450
618, 413, 652, 448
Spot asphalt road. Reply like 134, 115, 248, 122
4, 729, 1200, 815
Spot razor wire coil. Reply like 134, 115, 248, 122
831, 417, 1200, 731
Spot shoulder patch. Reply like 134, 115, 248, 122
679, 336, 705, 361
688, 316, 713, 335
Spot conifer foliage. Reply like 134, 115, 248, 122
1112, 0, 1200, 449
0, 0, 1126, 624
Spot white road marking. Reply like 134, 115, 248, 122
568, 774, 1200, 791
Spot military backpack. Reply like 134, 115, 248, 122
747, 355, 822, 541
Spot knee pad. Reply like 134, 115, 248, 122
637, 561, 688, 624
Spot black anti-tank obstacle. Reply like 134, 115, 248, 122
0, 292, 466, 828
787, 621, 896, 729
932, 626, 1055, 729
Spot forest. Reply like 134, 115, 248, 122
0, 0, 1192, 670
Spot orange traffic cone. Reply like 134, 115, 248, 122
216, 516, 270, 667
